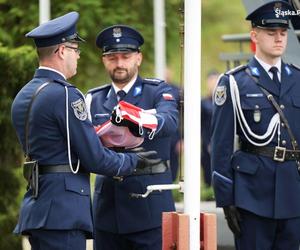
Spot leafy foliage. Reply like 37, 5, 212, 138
0, 0, 183, 91
0, 45, 36, 249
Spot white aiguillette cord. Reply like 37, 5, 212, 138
65, 86, 80, 174
229, 74, 280, 147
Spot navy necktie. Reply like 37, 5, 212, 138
117, 90, 126, 101
269, 67, 280, 85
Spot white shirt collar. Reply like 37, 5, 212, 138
111, 75, 138, 95
254, 56, 282, 81
254, 56, 281, 74
39, 66, 66, 80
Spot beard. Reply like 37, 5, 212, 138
110, 67, 135, 85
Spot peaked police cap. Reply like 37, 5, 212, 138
96, 25, 144, 55
246, 0, 293, 29
26, 11, 85, 48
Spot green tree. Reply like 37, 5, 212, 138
0, 45, 36, 249
0, 0, 183, 91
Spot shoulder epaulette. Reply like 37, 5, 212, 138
290, 63, 300, 71
87, 84, 111, 94
225, 65, 247, 75
143, 78, 164, 85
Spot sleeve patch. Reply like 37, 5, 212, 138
71, 98, 88, 121
214, 86, 227, 106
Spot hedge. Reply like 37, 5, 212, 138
0, 45, 36, 250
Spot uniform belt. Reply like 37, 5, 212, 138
113, 161, 170, 181
39, 164, 87, 174
241, 142, 300, 162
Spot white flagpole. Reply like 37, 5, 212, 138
184, 0, 201, 249
153, 0, 166, 79
39, 0, 50, 24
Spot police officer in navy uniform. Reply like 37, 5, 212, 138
211, 1, 300, 249
11, 13, 156, 250
86, 25, 178, 250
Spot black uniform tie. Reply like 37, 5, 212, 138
269, 67, 280, 85
117, 90, 126, 101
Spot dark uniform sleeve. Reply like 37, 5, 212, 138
55, 87, 138, 176
211, 74, 235, 207
153, 83, 179, 137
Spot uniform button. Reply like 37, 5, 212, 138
81, 189, 84, 193
280, 104, 285, 109
236, 166, 240, 169
255, 105, 259, 109
281, 123, 285, 127
282, 140, 286, 145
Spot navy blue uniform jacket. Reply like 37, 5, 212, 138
87, 76, 178, 233
11, 69, 138, 237
211, 58, 300, 219
201, 96, 213, 185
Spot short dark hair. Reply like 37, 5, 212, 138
37, 45, 58, 60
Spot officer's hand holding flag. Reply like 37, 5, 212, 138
111, 101, 158, 139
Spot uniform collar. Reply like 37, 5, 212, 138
34, 67, 66, 82
254, 55, 281, 75
103, 76, 142, 111
111, 75, 138, 94
39, 66, 67, 80
249, 57, 294, 97
248, 57, 280, 96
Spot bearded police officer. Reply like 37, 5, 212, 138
11, 13, 157, 250
211, 1, 300, 249
86, 25, 178, 250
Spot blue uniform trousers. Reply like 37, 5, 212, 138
28, 229, 86, 250
235, 208, 300, 250
94, 227, 162, 250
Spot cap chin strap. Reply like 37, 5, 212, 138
62, 32, 85, 43
65, 86, 80, 174
253, 19, 289, 29
102, 44, 139, 55
261, 19, 288, 25
229, 74, 280, 147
